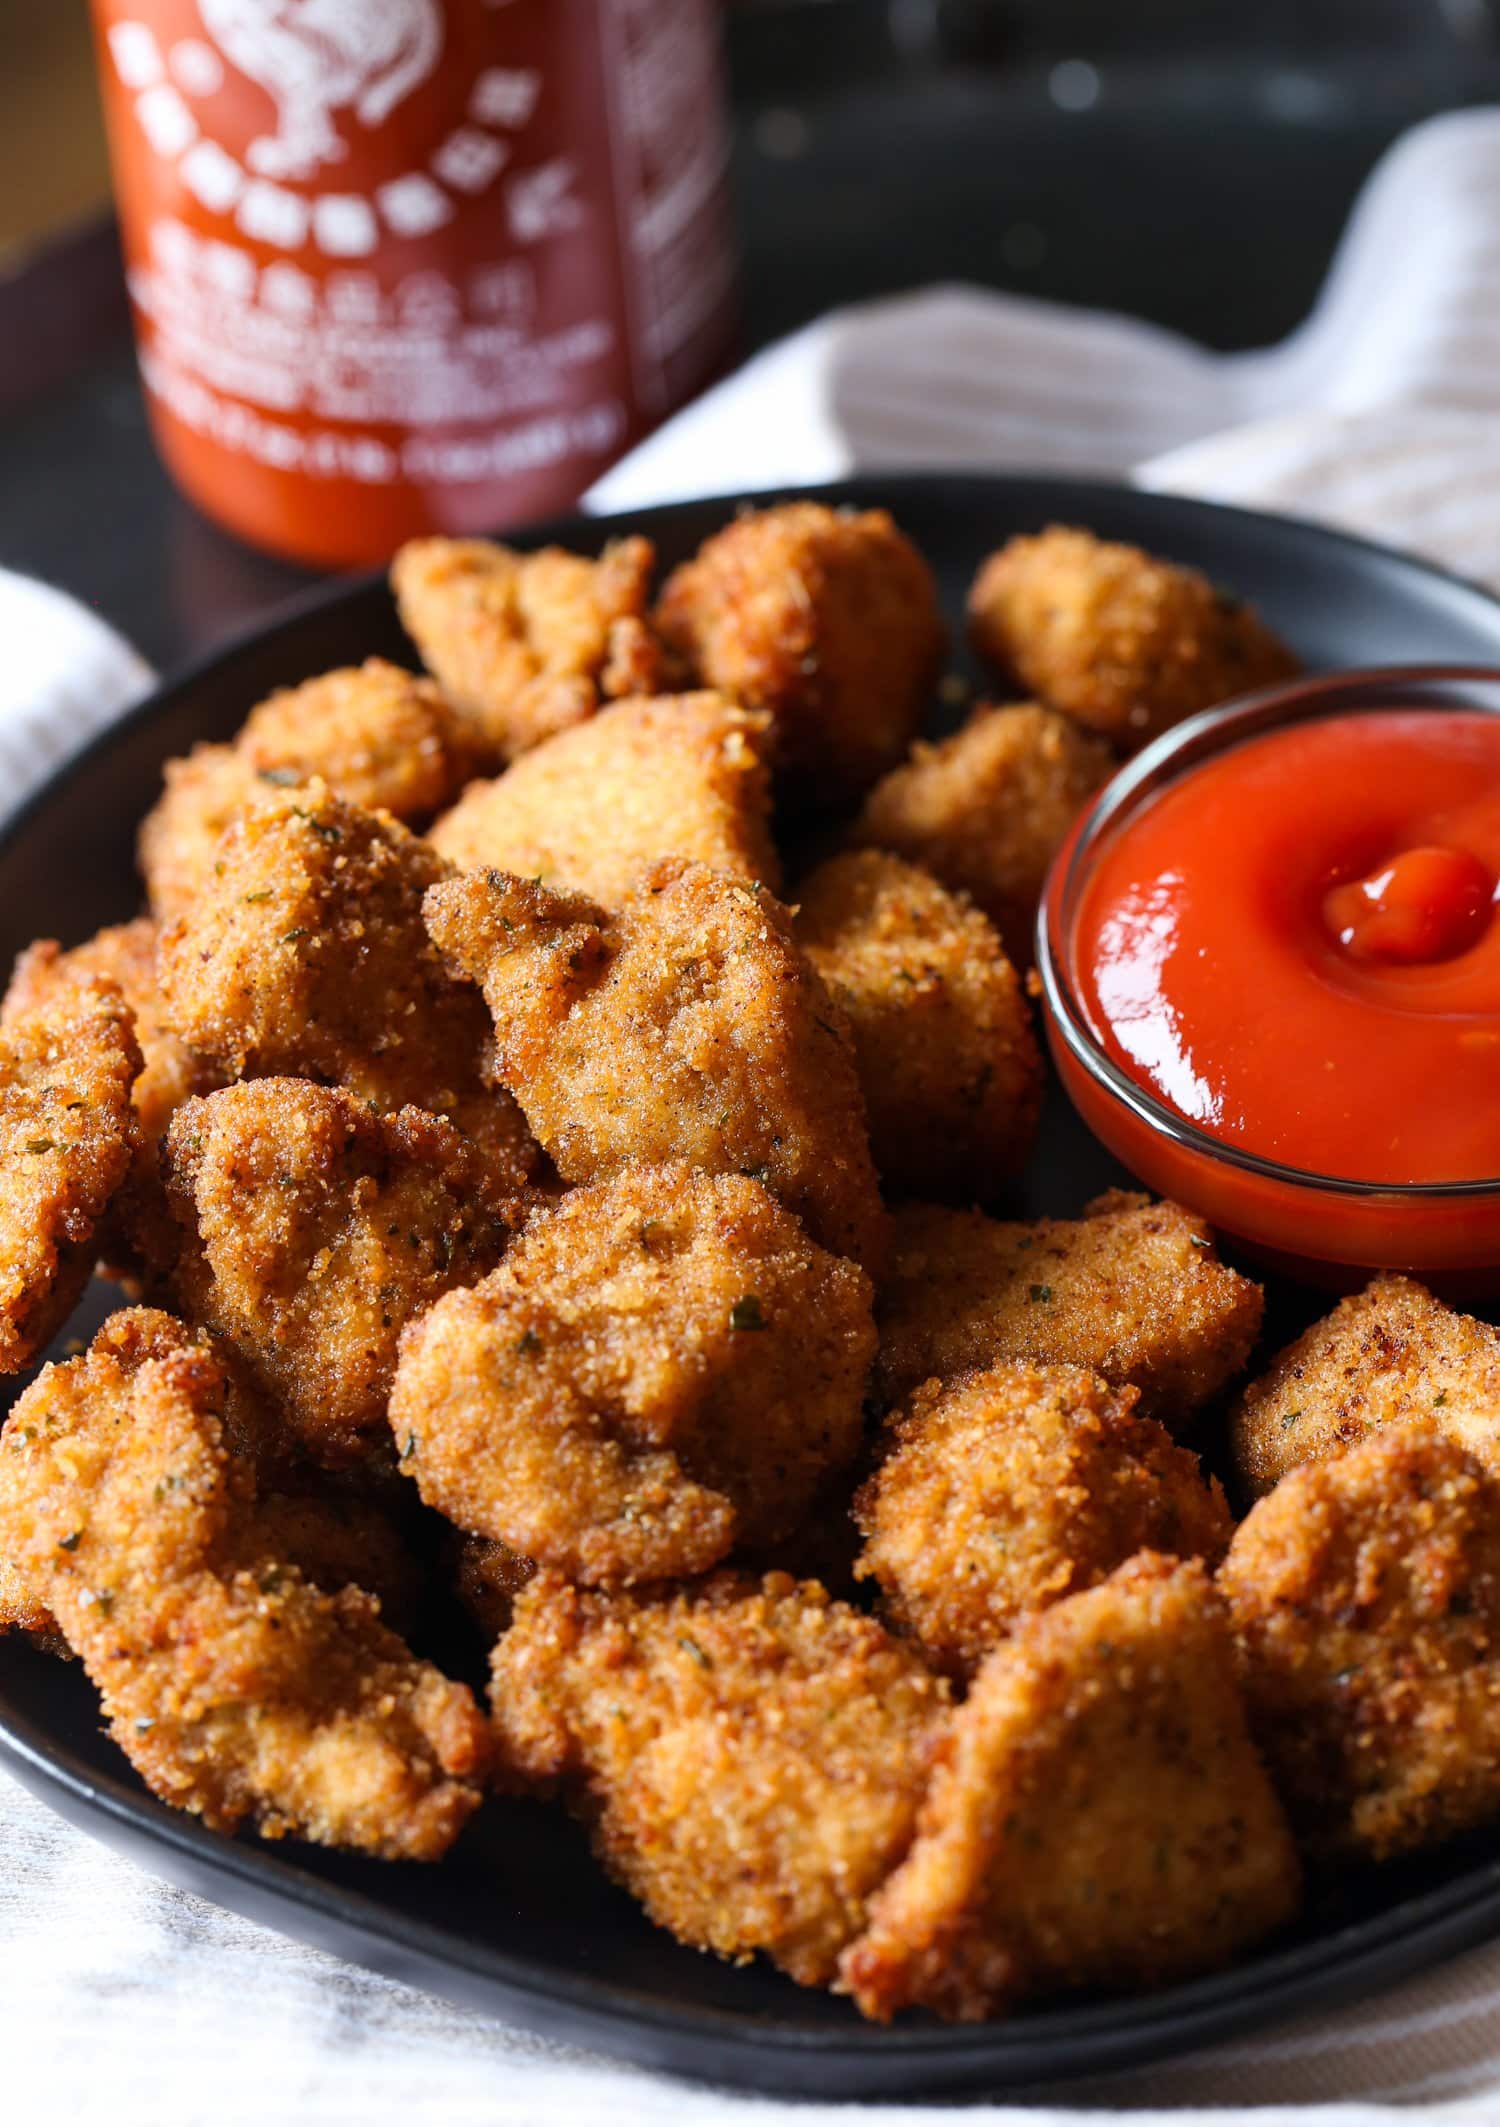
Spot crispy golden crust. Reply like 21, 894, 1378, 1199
1221, 1423, 1500, 1863
138, 744, 272, 925
391, 536, 662, 761
794, 851, 1042, 1198
968, 527, 1299, 747
0, 1323, 488, 1855
0, 986, 140, 1373
237, 659, 474, 823
155, 780, 493, 1116
491, 1570, 946, 1985
4, 921, 223, 1288
854, 1364, 1232, 1678
428, 691, 780, 906
391, 1164, 875, 1584
849, 703, 1112, 966
654, 504, 946, 806
875, 1194, 1263, 1423
3, 1305, 422, 1635
1230, 1275, 1500, 1500
162, 1081, 520, 1466
5, 921, 216, 1148
447, 1531, 536, 1642
840, 1556, 1300, 2021
423, 861, 888, 1272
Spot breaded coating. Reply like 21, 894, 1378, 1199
391, 535, 662, 762
391, 1164, 875, 1584
424, 861, 887, 1270
2, 1305, 421, 1636
5, 920, 217, 1149
163, 1082, 518, 1466
841, 1555, 1300, 2021
155, 780, 493, 1118
491, 1570, 946, 1985
794, 851, 1041, 1197
854, 1364, 1232, 1678
447, 1531, 536, 1642
968, 527, 1299, 748
0, 986, 140, 1373
850, 703, 1112, 966
138, 743, 271, 925
876, 1193, 1263, 1423
5, 920, 223, 1287
0, 1325, 488, 1855
237, 658, 473, 823
1222, 1422, 1500, 1863
1230, 1275, 1500, 1501
654, 503, 946, 805
428, 691, 780, 906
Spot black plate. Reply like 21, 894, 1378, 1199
6, 474, 1500, 2100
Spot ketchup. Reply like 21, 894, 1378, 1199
1072, 711, 1500, 1185
89, 0, 736, 568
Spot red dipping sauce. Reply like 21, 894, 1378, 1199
1072, 711, 1500, 1186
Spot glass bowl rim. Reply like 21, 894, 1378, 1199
1035, 663, 1500, 1204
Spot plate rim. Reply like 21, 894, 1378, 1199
6, 469, 1500, 2093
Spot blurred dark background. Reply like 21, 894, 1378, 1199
5, 0, 1500, 657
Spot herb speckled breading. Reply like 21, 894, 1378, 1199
968, 526, 1298, 747
162, 1081, 523, 1467
423, 860, 887, 1272
0, 983, 140, 1373
655, 503, 945, 806
0, 1322, 488, 1856
855, 1363, 1232, 1678
491, 1570, 947, 1985
391, 534, 663, 762
391, 1164, 874, 1584
794, 850, 1041, 1197
875, 1192, 1263, 1423
1222, 1421, 1500, 1864
428, 690, 778, 906
841, 1555, 1300, 2021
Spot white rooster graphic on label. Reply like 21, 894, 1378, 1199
197, 0, 445, 180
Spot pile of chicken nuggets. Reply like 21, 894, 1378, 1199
1, 503, 1486, 2025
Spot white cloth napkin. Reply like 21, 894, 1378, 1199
11, 99, 1500, 2127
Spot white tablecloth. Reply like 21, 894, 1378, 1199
9, 101, 1500, 2127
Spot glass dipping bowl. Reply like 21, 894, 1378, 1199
1036, 666, 1500, 1295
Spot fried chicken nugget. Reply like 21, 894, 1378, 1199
1230, 1275, 1500, 1501
968, 527, 1299, 748
138, 744, 271, 925
849, 703, 1112, 966
423, 861, 887, 1270
840, 1555, 1300, 2021
428, 691, 780, 906
162, 1081, 521, 1467
1221, 1422, 1500, 1864
854, 1364, 1232, 1678
391, 535, 663, 762
0, 985, 140, 1373
154, 780, 536, 1181
1, 1306, 422, 1633
391, 1164, 875, 1584
0, 1327, 488, 1855
237, 658, 474, 821
876, 1194, 1263, 1423
794, 851, 1042, 1197
139, 663, 475, 925
654, 503, 946, 805
491, 1570, 946, 1985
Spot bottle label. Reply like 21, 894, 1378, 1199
94, 0, 733, 514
